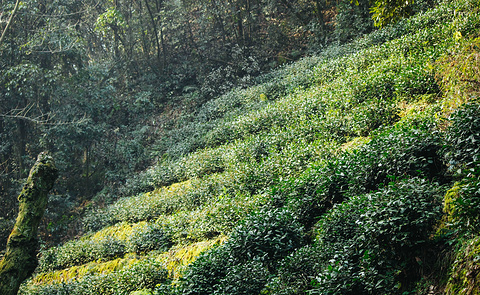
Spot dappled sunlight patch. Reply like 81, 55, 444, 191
436, 37, 480, 115
32, 256, 138, 285
38, 221, 171, 271
340, 136, 370, 152
157, 192, 267, 244
157, 236, 227, 279
91, 221, 148, 242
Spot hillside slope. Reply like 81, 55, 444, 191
19, 0, 480, 294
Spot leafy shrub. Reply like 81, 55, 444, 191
160, 192, 265, 243
39, 222, 171, 271
266, 245, 323, 295
394, 61, 440, 98
271, 123, 445, 229
444, 101, 480, 176
444, 177, 480, 235
341, 125, 446, 195
268, 178, 444, 295
314, 178, 443, 294
20, 258, 168, 295
126, 223, 172, 253
178, 208, 305, 294
215, 261, 269, 295
177, 245, 230, 295
227, 208, 305, 268
352, 97, 400, 136
270, 161, 347, 228
84, 177, 224, 231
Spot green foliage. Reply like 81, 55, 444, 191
159, 192, 265, 243
335, 0, 375, 43
343, 125, 446, 195
95, 7, 126, 33
226, 208, 305, 267
370, 0, 415, 28
38, 222, 171, 271
444, 177, 480, 235
17, 2, 480, 294
436, 37, 480, 109
271, 123, 445, 229
265, 245, 322, 295
177, 208, 304, 294
444, 101, 480, 177
127, 223, 172, 253
214, 261, 269, 295
445, 236, 480, 294
20, 258, 168, 295
270, 161, 347, 228
269, 178, 444, 294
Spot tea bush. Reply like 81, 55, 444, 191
39, 222, 171, 271
85, 132, 332, 233
84, 177, 220, 231
271, 123, 445, 229
177, 245, 230, 295
444, 101, 480, 176
317, 178, 443, 294
342, 125, 446, 195
20, 258, 168, 295
269, 178, 444, 295
177, 208, 305, 294
270, 161, 347, 228
227, 208, 305, 267
214, 261, 269, 295
265, 245, 323, 295
158, 192, 266, 243
126, 223, 172, 253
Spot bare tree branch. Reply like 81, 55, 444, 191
0, 0, 20, 46
0, 104, 89, 125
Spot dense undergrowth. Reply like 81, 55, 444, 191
18, 0, 480, 294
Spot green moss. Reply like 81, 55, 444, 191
446, 237, 480, 294
444, 182, 463, 218
0, 152, 58, 295
434, 182, 463, 239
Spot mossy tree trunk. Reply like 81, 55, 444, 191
0, 152, 58, 295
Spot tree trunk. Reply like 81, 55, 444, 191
0, 0, 20, 46
0, 152, 58, 295
144, 0, 163, 67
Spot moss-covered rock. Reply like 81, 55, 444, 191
0, 152, 58, 295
